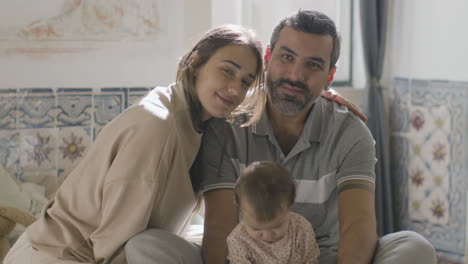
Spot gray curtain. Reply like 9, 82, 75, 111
360, 0, 394, 236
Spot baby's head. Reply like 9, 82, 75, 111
234, 161, 296, 243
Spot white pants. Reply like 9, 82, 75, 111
125, 229, 203, 264
125, 230, 436, 264
4, 233, 90, 264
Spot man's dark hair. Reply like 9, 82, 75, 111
270, 9, 341, 69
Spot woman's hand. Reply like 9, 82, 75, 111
321, 89, 368, 122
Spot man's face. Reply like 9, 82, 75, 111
266, 26, 335, 115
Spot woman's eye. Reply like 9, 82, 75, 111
223, 67, 234, 76
242, 80, 252, 88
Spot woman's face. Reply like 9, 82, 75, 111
194, 44, 258, 120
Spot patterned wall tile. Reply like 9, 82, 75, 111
18, 88, 56, 129
0, 89, 17, 130
127, 87, 151, 107
408, 104, 451, 225
0, 130, 19, 169
93, 88, 125, 137
57, 126, 91, 184
392, 78, 468, 262
19, 128, 57, 170
56, 88, 92, 127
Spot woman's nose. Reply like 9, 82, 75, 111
227, 82, 242, 96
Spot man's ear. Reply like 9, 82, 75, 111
263, 45, 271, 72
325, 66, 337, 87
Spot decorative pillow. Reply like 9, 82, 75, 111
0, 168, 30, 212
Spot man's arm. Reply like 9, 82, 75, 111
203, 189, 239, 264
337, 180, 377, 264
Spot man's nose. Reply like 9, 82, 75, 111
286, 63, 305, 82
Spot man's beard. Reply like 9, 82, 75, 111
267, 76, 319, 115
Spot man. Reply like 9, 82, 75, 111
125, 10, 437, 264
196, 10, 436, 264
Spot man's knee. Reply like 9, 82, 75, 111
125, 229, 202, 264
374, 230, 436, 264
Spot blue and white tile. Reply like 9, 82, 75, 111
93, 88, 125, 127
18, 88, 56, 129
19, 128, 57, 170
0, 89, 17, 129
57, 126, 91, 183
421, 188, 449, 225
421, 130, 450, 177
408, 105, 432, 140
93, 124, 106, 139
0, 130, 19, 169
56, 88, 92, 127
408, 157, 432, 197
392, 78, 468, 261
127, 87, 150, 107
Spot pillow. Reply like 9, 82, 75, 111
0, 167, 30, 212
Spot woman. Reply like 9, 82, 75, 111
4, 24, 265, 264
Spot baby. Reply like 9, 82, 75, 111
227, 161, 319, 264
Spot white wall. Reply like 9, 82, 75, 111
4, 1, 465, 99
389, 0, 468, 82
183, 0, 211, 50
0, 0, 186, 89
0, 0, 369, 95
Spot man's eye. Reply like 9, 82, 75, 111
281, 54, 293, 62
307, 61, 322, 69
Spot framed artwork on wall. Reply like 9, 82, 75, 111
0, 0, 184, 87
0, 0, 162, 41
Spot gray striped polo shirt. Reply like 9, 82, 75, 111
194, 97, 376, 258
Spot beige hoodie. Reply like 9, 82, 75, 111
27, 84, 201, 263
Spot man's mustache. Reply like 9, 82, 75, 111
274, 78, 308, 92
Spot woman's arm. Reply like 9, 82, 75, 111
89, 107, 176, 262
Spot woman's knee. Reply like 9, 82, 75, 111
125, 229, 202, 264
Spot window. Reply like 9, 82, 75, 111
211, 0, 358, 87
